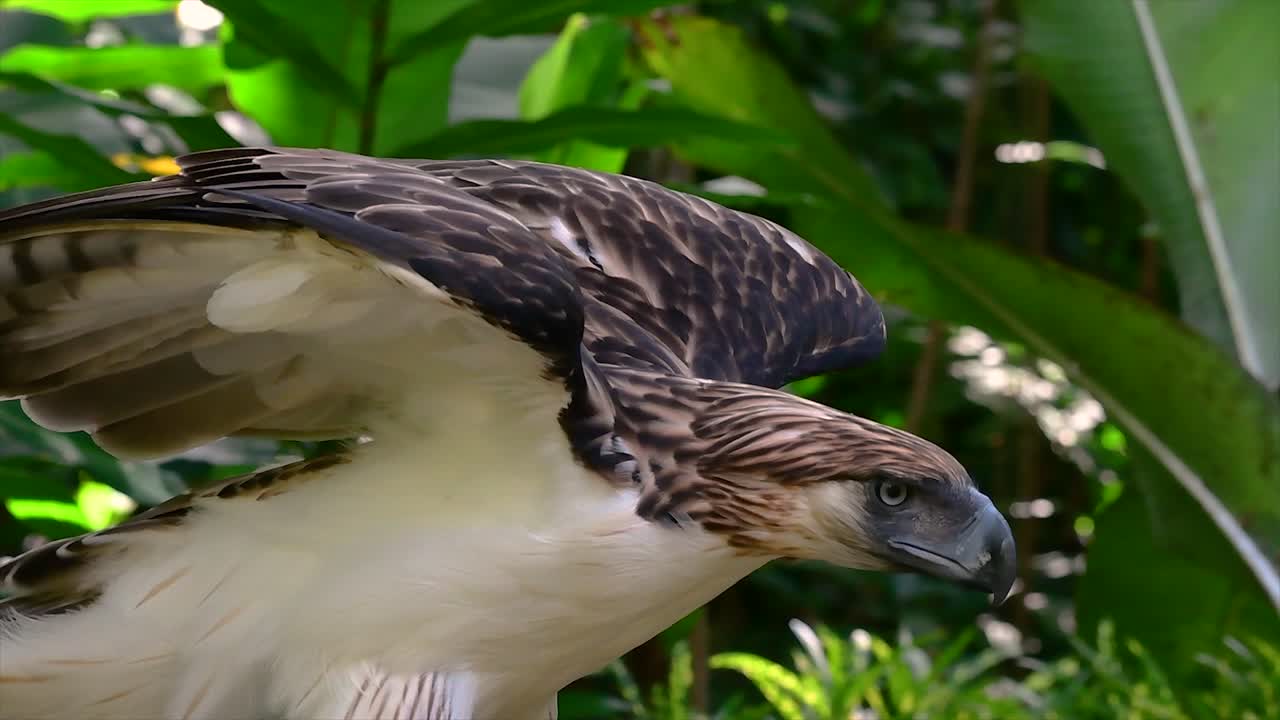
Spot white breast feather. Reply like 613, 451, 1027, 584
0, 364, 764, 719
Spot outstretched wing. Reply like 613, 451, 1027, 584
0, 147, 590, 459
0, 146, 885, 463
414, 159, 886, 387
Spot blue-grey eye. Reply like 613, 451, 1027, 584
877, 480, 909, 507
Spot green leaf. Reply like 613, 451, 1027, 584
0, 112, 136, 187
802, 209, 1280, 610
1024, 0, 1280, 390
395, 105, 789, 159
0, 43, 225, 93
637, 16, 886, 210
0, 457, 78, 503
76, 479, 134, 530
220, 0, 461, 154
0, 403, 132, 499
711, 653, 810, 720
639, 14, 1280, 622
388, 0, 683, 67
0, 149, 81, 189
6, 498, 91, 532
518, 14, 634, 171
210, 0, 359, 102
519, 14, 626, 119
1078, 466, 1280, 687
2, 0, 175, 22
0, 71, 239, 151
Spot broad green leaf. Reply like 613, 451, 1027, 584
388, 0, 684, 67
518, 14, 633, 171
637, 16, 886, 210
0, 458, 78, 502
0, 112, 136, 187
1078, 471, 1280, 686
395, 105, 788, 159
0, 149, 80, 189
801, 209, 1280, 612
0, 43, 225, 93
0, 72, 240, 151
1024, 0, 1280, 390
519, 14, 626, 119
638, 14, 1280, 626
2, 0, 175, 22
220, 0, 461, 154
0, 403, 132, 497
211, 0, 359, 101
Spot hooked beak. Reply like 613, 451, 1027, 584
886, 489, 1017, 606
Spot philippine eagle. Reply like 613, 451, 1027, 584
0, 148, 1014, 719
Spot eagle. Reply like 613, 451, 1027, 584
0, 147, 1014, 719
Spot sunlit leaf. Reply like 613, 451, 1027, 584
210, 0, 359, 101
519, 14, 634, 171
6, 498, 91, 532
76, 479, 135, 530
2, 0, 176, 22
711, 653, 809, 720
220, 0, 461, 153
0, 44, 225, 93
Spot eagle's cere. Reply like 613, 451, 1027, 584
0, 148, 1015, 720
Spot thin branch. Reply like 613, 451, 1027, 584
906, 0, 999, 433
690, 610, 710, 715
358, 0, 393, 155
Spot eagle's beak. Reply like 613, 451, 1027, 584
886, 489, 1017, 606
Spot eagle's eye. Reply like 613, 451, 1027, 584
876, 479, 910, 507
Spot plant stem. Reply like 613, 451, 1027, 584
906, 0, 999, 433
358, 0, 392, 155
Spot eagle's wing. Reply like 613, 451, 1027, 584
414, 159, 887, 387
0, 147, 592, 459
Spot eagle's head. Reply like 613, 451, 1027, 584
683, 387, 1017, 605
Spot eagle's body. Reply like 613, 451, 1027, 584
4, 437, 753, 718
0, 148, 1014, 719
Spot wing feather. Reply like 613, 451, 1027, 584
422, 159, 886, 386
1, 146, 884, 469
0, 150, 592, 459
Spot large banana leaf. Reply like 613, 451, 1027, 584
1024, 0, 1280, 391
635, 15, 1280, 670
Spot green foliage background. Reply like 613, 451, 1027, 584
1, 0, 1277, 716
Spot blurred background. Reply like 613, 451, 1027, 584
0, 1, 1277, 717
